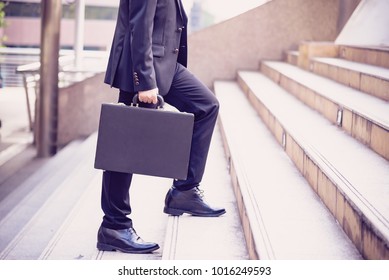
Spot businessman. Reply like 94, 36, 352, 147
97, 0, 226, 254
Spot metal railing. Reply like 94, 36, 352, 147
15, 55, 75, 132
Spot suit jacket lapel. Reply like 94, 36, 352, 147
175, 0, 188, 23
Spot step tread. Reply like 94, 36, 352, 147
0, 134, 97, 258
215, 80, 361, 259
39, 173, 104, 260
162, 129, 249, 260
263, 61, 389, 129
312, 57, 389, 80
288, 50, 299, 56
238, 71, 389, 240
0, 145, 44, 201
0, 142, 30, 168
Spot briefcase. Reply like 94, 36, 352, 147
94, 96, 194, 180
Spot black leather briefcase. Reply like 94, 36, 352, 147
94, 96, 194, 180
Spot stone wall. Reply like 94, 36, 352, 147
187, 0, 341, 89
57, 73, 117, 147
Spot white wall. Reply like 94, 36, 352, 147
336, 0, 389, 47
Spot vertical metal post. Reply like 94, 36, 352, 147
22, 75, 34, 131
74, 0, 85, 69
37, 0, 62, 157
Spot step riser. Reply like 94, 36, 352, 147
297, 42, 389, 69
237, 75, 389, 260
310, 60, 389, 102
286, 51, 299, 67
261, 63, 389, 161
297, 42, 339, 70
339, 46, 389, 69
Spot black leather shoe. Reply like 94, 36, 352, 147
164, 186, 226, 217
97, 226, 159, 254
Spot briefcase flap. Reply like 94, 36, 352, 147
94, 103, 194, 180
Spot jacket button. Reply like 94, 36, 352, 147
135, 82, 140, 86
173, 48, 179, 54
177, 27, 183, 32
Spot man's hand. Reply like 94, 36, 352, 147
138, 88, 159, 104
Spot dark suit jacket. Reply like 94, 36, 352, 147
104, 0, 188, 95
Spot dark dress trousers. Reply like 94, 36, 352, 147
101, 0, 219, 230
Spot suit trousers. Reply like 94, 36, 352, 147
101, 63, 220, 229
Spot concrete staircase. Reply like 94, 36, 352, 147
0, 126, 249, 260
215, 42, 389, 260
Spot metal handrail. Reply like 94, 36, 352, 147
15, 54, 75, 74
15, 53, 107, 133
15, 55, 75, 132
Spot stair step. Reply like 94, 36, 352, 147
92, 175, 170, 261
296, 42, 389, 69
162, 129, 248, 260
286, 51, 299, 66
0, 145, 44, 202
310, 57, 389, 101
39, 173, 103, 260
7, 126, 248, 260
261, 61, 389, 161
0, 134, 98, 259
40, 173, 169, 261
237, 70, 389, 259
338, 45, 389, 69
215, 80, 361, 259
0, 138, 83, 234
0, 142, 30, 168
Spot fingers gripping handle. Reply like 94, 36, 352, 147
132, 94, 165, 109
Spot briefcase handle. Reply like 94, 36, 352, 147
132, 94, 165, 109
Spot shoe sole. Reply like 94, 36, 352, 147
163, 206, 226, 217
97, 242, 160, 254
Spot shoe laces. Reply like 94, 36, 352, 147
129, 228, 141, 241
194, 187, 204, 198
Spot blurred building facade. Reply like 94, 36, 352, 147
188, 0, 214, 33
1, 0, 119, 50
1, 0, 223, 50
